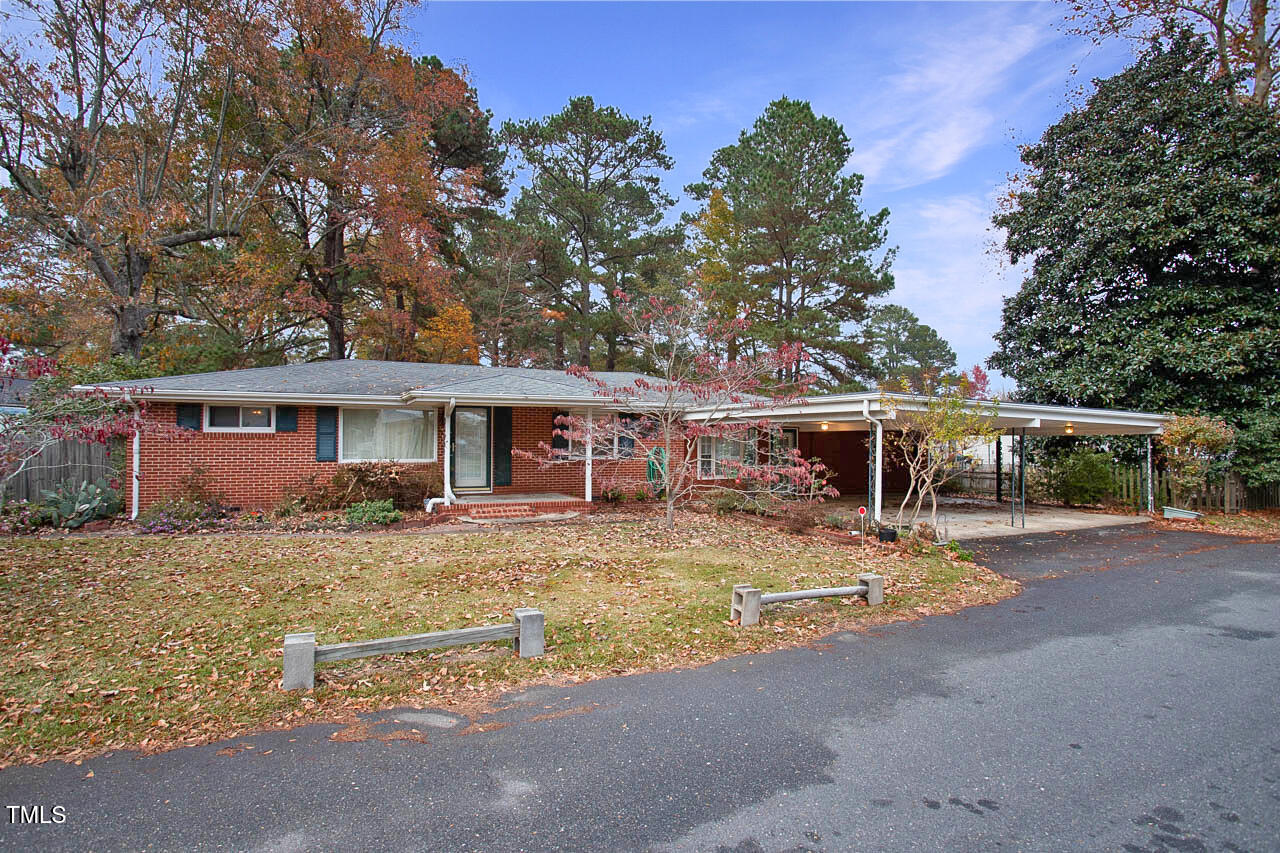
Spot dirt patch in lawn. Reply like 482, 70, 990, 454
0, 510, 1018, 766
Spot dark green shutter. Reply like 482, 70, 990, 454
551, 410, 569, 454
276, 406, 298, 432
176, 403, 202, 431
315, 407, 338, 462
493, 406, 512, 486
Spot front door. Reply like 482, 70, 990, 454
452, 406, 491, 490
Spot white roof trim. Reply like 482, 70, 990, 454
76, 385, 643, 410
73, 386, 411, 408
683, 392, 1169, 436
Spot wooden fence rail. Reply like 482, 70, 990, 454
283, 608, 545, 690
731, 575, 883, 627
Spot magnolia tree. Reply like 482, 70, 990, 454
1159, 414, 1236, 507
882, 366, 1002, 536
0, 339, 171, 499
521, 287, 837, 530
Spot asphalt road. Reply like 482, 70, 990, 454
2, 524, 1278, 852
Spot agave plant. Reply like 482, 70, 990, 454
40, 479, 123, 529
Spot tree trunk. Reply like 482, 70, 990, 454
605, 331, 617, 371
321, 197, 347, 360
110, 304, 150, 359
109, 247, 154, 359
576, 280, 593, 367
1250, 0, 1273, 106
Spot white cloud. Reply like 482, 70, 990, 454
843, 12, 1055, 188
883, 192, 1023, 378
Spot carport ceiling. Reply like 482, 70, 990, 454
685, 392, 1168, 437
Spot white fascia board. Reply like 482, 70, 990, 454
74, 385, 410, 408
403, 390, 634, 409
682, 394, 880, 422
683, 392, 1169, 433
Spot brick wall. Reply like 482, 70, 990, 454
130, 403, 356, 513
126, 403, 662, 514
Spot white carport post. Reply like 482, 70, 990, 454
861, 399, 883, 524
584, 408, 594, 502
1146, 436, 1155, 513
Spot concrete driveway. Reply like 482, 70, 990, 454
830, 496, 1144, 540
1, 526, 1277, 852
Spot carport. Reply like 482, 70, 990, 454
686, 392, 1170, 529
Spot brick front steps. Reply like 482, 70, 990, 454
437, 499, 593, 520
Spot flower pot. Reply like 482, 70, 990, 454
877, 527, 898, 543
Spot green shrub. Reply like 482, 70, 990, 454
295, 462, 439, 510
707, 487, 747, 515
1045, 449, 1115, 506
344, 499, 402, 526
39, 479, 122, 529
945, 540, 975, 562
824, 513, 848, 530
1, 500, 52, 534
135, 467, 232, 534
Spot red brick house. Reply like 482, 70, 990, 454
84, 360, 1168, 522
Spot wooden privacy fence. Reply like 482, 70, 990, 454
2, 439, 115, 503
949, 464, 1278, 515
731, 574, 884, 627
1111, 468, 1279, 514
282, 608, 545, 690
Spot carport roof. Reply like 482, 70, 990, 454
685, 391, 1169, 436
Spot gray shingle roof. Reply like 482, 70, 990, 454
90, 360, 666, 402
0, 377, 33, 408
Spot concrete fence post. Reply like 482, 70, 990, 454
731, 584, 753, 623
513, 608, 545, 658
740, 588, 762, 627
859, 573, 884, 606
282, 632, 316, 690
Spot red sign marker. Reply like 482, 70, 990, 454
858, 506, 867, 517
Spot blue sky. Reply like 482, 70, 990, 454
404, 1, 1133, 390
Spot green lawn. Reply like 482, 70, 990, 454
0, 512, 1017, 765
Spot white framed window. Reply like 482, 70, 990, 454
340, 408, 437, 463
588, 413, 643, 460
205, 405, 275, 433
698, 434, 750, 479
772, 428, 799, 461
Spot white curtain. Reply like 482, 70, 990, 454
342, 409, 435, 461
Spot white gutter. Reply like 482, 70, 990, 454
122, 391, 140, 520
861, 399, 884, 525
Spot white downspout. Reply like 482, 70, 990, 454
443, 399, 456, 506
862, 399, 884, 524
124, 391, 140, 520
585, 408, 594, 502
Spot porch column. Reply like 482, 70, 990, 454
443, 400, 455, 506
584, 408, 594, 502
